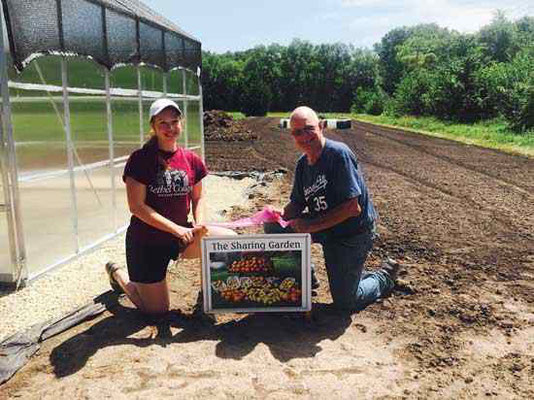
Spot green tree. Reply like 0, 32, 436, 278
390, 69, 433, 116
478, 48, 534, 131
478, 11, 520, 62
351, 86, 387, 115
374, 27, 412, 95
199, 13, 532, 126
515, 16, 534, 46
279, 39, 319, 109
239, 47, 277, 116
201, 52, 244, 111
395, 24, 455, 70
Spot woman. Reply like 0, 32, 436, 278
106, 98, 235, 316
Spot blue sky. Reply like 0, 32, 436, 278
143, 0, 533, 53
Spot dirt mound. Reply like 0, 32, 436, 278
203, 110, 258, 142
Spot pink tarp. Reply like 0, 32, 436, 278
206, 206, 290, 229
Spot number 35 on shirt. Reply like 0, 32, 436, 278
313, 195, 328, 211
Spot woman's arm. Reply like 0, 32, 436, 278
190, 181, 205, 224
125, 176, 196, 243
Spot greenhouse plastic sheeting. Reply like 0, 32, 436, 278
1, 0, 201, 73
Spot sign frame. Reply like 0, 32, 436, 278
201, 234, 312, 313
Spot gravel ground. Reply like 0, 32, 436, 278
0, 175, 256, 342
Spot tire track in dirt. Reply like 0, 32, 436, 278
313, 123, 533, 281
361, 158, 532, 239
331, 126, 533, 238
353, 121, 533, 196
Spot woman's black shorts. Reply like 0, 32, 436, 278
125, 228, 187, 284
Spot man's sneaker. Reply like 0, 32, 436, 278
380, 258, 400, 282
105, 262, 124, 294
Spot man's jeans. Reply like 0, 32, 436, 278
264, 222, 393, 311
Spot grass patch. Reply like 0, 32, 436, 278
228, 112, 246, 120
353, 114, 533, 157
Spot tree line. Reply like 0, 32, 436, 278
201, 13, 533, 133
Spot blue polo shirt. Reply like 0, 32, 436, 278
290, 139, 377, 239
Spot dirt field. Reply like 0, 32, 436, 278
1, 118, 532, 399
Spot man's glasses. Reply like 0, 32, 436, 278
290, 125, 318, 137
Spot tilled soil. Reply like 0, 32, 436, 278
1, 118, 532, 399
209, 118, 534, 397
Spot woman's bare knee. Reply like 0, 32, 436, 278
134, 281, 170, 314
141, 302, 169, 315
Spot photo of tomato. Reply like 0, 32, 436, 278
227, 255, 274, 274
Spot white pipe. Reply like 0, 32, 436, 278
197, 74, 206, 224
198, 77, 205, 161
105, 69, 117, 231
137, 66, 144, 146
163, 72, 167, 96
18, 155, 129, 183
182, 68, 188, 148
61, 58, 80, 252
7, 81, 201, 100
0, 6, 27, 286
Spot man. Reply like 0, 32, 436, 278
265, 106, 398, 311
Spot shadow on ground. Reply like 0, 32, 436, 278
50, 299, 352, 378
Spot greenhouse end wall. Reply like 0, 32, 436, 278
0, 55, 203, 284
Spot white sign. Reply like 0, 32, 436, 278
201, 234, 312, 313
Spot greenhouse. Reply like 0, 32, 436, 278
0, 0, 204, 287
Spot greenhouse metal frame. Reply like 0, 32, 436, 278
0, 0, 204, 287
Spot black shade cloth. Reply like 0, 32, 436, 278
1, 0, 201, 73
0, 296, 107, 385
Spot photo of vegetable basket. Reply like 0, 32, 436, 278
201, 234, 312, 313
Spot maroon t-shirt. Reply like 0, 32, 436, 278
123, 144, 207, 244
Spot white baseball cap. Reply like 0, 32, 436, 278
149, 98, 182, 121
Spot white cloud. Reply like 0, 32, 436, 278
341, 0, 532, 13
408, 0, 495, 32
341, 0, 389, 6
341, 0, 402, 7
347, 15, 397, 47
342, 0, 533, 47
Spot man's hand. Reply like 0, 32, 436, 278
282, 202, 304, 220
269, 207, 284, 217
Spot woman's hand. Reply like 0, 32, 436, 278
192, 224, 208, 237
175, 225, 207, 245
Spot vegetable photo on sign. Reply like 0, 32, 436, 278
201, 234, 312, 313
208, 251, 303, 308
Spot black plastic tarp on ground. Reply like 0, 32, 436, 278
0, 295, 107, 385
